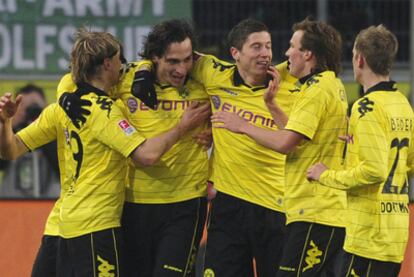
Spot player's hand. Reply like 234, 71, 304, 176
264, 66, 281, 107
193, 128, 213, 150
59, 92, 92, 129
211, 111, 248, 134
179, 102, 211, 134
131, 70, 157, 110
0, 93, 22, 123
306, 162, 328, 181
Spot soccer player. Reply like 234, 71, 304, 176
211, 18, 348, 276
56, 19, 211, 276
0, 29, 209, 276
118, 19, 210, 277
307, 25, 414, 277
189, 19, 298, 276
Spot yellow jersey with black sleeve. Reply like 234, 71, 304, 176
19, 87, 146, 238
115, 60, 209, 204
191, 54, 298, 212
284, 71, 348, 226
319, 81, 414, 263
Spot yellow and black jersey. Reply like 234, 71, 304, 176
284, 71, 348, 226
18, 87, 146, 238
191, 54, 298, 212
118, 61, 210, 204
320, 81, 414, 263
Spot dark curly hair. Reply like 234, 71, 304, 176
139, 19, 196, 59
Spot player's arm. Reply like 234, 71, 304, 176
263, 62, 290, 129
130, 101, 211, 166
307, 105, 388, 190
211, 111, 303, 154
0, 93, 29, 160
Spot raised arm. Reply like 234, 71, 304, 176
264, 66, 289, 129
0, 93, 29, 159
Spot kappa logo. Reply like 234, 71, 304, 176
305, 74, 322, 87
96, 96, 113, 117
97, 255, 115, 277
357, 97, 374, 118
118, 119, 136, 136
219, 87, 239, 96
203, 268, 215, 277
302, 240, 323, 272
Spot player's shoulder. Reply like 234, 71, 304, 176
57, 73, 77, 98
194, 52, 235, 71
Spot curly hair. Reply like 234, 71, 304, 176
139, 19, 196, 59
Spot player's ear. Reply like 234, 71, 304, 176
357, 54, 364, 69
303, 49, 313, 62
230, 47, 240, 61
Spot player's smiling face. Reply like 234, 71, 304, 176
285, 30, 307, 78
154, 37, 193, 88
232, 31, 272, 81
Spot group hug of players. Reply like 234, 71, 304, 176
0, 15, 413, 277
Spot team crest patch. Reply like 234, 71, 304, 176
211, 95, 221, 110
127, 97, 138, 113
118, 119, 136, 136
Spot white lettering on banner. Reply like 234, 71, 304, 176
36, 25, 57, 69
153, 0, 164, 15
0, 24, 151, 71
42, 0, 165, 17
43, 0, 75, 16
0, 24, 11, 67
75, 0, 103, 16
13, 25, 35, 69
58, 25, 76, 69
0, 0, 17, 13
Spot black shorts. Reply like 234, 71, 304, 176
338, 251, 401, 277
121, 197, 207, 277
56, 227, 125, 277
276, 222, 345, 277
32, 235, 58, 277
203, 191, 287, 277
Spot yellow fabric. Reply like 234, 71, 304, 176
284, 71, 348, 226
119, 61, 210, 203
191, 54, 298, 211
320, 87, 414, 262
18, 95, 146, 238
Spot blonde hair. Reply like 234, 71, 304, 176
70, 28, 121, 84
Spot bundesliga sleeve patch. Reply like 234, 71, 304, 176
118, 119, 136, 136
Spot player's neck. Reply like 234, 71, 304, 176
89, 78, 110, 94
361, 71, 390, 94
237, 69, 266, 87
